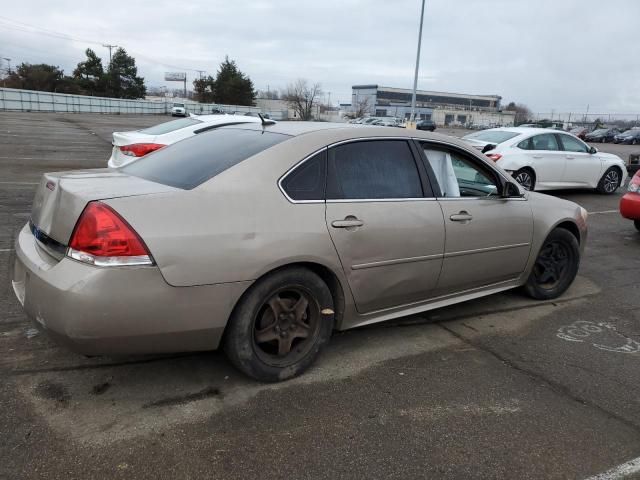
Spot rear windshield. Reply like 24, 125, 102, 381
121, 128, 289, 189
139, 117, 202, 136
462, 130, 520, 144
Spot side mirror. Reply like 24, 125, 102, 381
502, 181, 524, 198
589, 146, 598, 154
481, 143, 496, 154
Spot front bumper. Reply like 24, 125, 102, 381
620, 193, 640, 220
12, 223, 250, 356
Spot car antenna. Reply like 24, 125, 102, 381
258, 113, 267, 126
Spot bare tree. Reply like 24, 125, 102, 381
353, 96, 371, 118
504, 102, 533, 125
284, 79, 322, 120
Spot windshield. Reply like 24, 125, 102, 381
173, 103, 184, 107
463, 130, 520, 144
138, 117, 202, 135
122, 128, 289, 189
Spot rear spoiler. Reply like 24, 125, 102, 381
193, 119, 276, 135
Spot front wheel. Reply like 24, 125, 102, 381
513, 168, 535, 191
224, 267, 334, 382
596, 167, 622, 194
524, 228, 580, 300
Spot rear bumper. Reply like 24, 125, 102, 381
12, 223, 250, 356
620, 193, 640, 220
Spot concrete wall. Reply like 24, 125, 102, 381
0, 87, 261, 115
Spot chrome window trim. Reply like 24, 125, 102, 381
277, 135, 523, 204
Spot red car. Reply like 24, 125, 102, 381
569, 126, 589, 140
620, 170, 640, 231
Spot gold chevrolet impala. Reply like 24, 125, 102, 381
12, 122, 587, 381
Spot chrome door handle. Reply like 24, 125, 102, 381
532, 155, 543, 159
566, 155, 575, 159
331, 217, 364, 228
449, 211, 473, 222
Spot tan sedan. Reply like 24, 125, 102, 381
12, 122, 587, 381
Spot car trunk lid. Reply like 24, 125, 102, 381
30, 169, 177, 251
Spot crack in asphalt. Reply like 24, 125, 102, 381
438, 323, 640, 435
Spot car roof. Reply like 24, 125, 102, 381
481, 127, 575, 136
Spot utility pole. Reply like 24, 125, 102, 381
102, 44, 117, 66
2, 57, 11, 75
409, 0, 426, 124
196, 70, 206, 79
327, 91, 331, 108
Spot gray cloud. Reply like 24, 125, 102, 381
1, 0, 639, 114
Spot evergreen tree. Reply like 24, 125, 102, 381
106, 48, 146, 99
73, 49, 106, 96
212, 56, 255, 106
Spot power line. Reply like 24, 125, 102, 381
0, 15, 205, 73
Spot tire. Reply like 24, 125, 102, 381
524, 228, 580, 300
601, 137, 606, 143
224, 267, 334, 382
635, 220, 640, 232
596, 167, 622, 194
513, 168, 535, 191
633, 139, 638, 146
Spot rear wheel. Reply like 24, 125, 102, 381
524, 228, 580, 300
513, 168, 535, 191
596, 167, 622, 194
224, 267, 334, 382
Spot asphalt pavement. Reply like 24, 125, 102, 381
1, 113, 640, 479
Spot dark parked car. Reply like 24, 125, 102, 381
614, 129, 640, 145
416, 120, 436, 131
569, 127, 589, 140
585, 128, 620, 143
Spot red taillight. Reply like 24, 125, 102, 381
119, 143, 165, 157
67, 202, 153, 266
486, 153, 502, 162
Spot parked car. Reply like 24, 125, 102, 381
416, 119, 436, 131
569, 127, 589, 140
171, 103, 187, 117
620, 170, 640, 231
107, 114, 266, 168
613, 129, 640, 145
585, 128, 620, 143
462, 127, 627, 193
628, 153, 640, 175
13, 123, 587, 381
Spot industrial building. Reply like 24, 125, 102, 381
348, 85, 515, 127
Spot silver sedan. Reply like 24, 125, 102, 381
12, 122, 587, 381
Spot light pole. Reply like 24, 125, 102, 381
409, 0, 426, 124
2, 57, 11, 75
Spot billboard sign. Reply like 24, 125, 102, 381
164, 72, 186, 81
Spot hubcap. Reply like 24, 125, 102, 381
515, 171, 533, 190
533, 240, 570, 289
253, 288, 319, 364
603, 170, 620, 193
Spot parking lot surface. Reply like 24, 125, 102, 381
2, 113, 640, 479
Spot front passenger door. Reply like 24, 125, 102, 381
420, 143, 533, 294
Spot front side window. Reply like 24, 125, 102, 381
422, 145, 499, 198
326, 140, 423, 200
530, 133, 560, 151
281, 151, 327, 201
558, 134, 589, 153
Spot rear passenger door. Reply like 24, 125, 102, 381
325, 140, 445, 313
419, 142, 533, 294
522, 133, 567, 187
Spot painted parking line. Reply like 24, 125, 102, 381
0, 182, 39, 185
0, 249, 14, 253
588, 210, 619, 215
585, 456, 640, 479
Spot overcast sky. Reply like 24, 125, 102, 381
1, 0, 639, 115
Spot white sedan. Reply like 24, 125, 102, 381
462, 127, 627, 194
107, 114, 266, 168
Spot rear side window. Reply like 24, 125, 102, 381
517, 138, 533, 150
558, 134, 589, 153
326, 140, 422, 200
281, 151, 327, 201
139, 117, 202, 135
530, 133, 559, 151
122, 128, 289, 189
